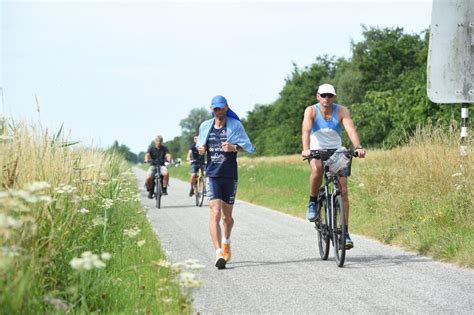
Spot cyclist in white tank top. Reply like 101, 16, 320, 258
301, 83, 366, 249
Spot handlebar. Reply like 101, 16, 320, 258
302, 149, 359, 161
145, 159, 169, 165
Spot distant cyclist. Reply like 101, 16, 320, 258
301, 83, 366, 249
144, 135, 172, 198
197, 95, 255, 269
186, 135, 205, 197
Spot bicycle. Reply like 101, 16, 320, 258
304, 148, 358, 268
192, 160, 206, 207
146, 161, 165, 209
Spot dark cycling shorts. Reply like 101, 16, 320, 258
308, 149, 351, 177
206, 177, 238, 205
190, 163, 200, 174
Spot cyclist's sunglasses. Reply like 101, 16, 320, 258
319, 93, 335, 98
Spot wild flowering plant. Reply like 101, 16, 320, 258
69, 251, 112, 271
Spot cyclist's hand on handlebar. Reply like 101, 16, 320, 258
198, 145, 206, 155
301, 149, 311, 158
355, 148, 366, 158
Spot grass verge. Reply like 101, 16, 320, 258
0, 119, 199, 313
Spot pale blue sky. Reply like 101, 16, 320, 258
2, 0, 432, 154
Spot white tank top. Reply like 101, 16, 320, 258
310, 103, 342, 150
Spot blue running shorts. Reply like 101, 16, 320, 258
206, 177, 238, 205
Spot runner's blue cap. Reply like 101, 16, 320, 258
211, 95, 227, 109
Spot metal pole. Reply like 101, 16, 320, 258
460, 103, 469, 156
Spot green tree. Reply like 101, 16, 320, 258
243, 57, 335, 155
178, 107, 211, 155
108, 140, 138, 163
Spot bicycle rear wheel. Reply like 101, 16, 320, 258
316, 197, 330, 260
333, 195, 346, 267
155, 177, 162, 209
198, 176, 205, 207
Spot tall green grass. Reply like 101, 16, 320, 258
0, 118, 198, 313
170, 127, 473, 267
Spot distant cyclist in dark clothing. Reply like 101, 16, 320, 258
144, 135, 172, 198
197, 95, 255, 269
186, 135, 205, 197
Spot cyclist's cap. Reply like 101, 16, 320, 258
317, 83, 337, 96
211, 95, 228, 109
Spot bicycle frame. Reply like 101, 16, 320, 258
320, 166, 341, 245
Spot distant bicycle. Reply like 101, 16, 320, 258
146, 160, 165, 209
304, 148, 358, 267
192, 160, 206, 207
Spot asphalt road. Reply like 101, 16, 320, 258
134, 167, 474, 314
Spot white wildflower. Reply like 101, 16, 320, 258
92, 215, 107, 226
54, 184, 76, 194
171, 262, 186, 273
179, 272, 195, 282
100, 252, 112, 261
91, 254, 106, 268
358, 183, 365, 187
26, 181, 50, 192
38, 196, 53, 203
0, 213, 22, 228
178, 272, 202, 289
11, 190, 40, 203
102, 198, 113, 209
452, 172, 462, 177
70, 251, 110, 271
155, 259, 171, 268
188, 263, 205, 271
72, 196, 82, 203
123, 226, 141, 238
69, 257, 83, 270
137, 240, 146, 247
78, 208, 89, 214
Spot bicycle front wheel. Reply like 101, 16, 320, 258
155, 177, 162, 209
198, 177, 205, 207
316, 196, 330, 260
333, 195, 346, 267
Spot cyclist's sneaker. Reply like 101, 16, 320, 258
345, 234, 354, 250
222, 242, 231, 262
162, 187, 168, 195
306, 201, 320, 222
215, 252, 226, 269
147, 192, 153, 199
189, 188, 194, 197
